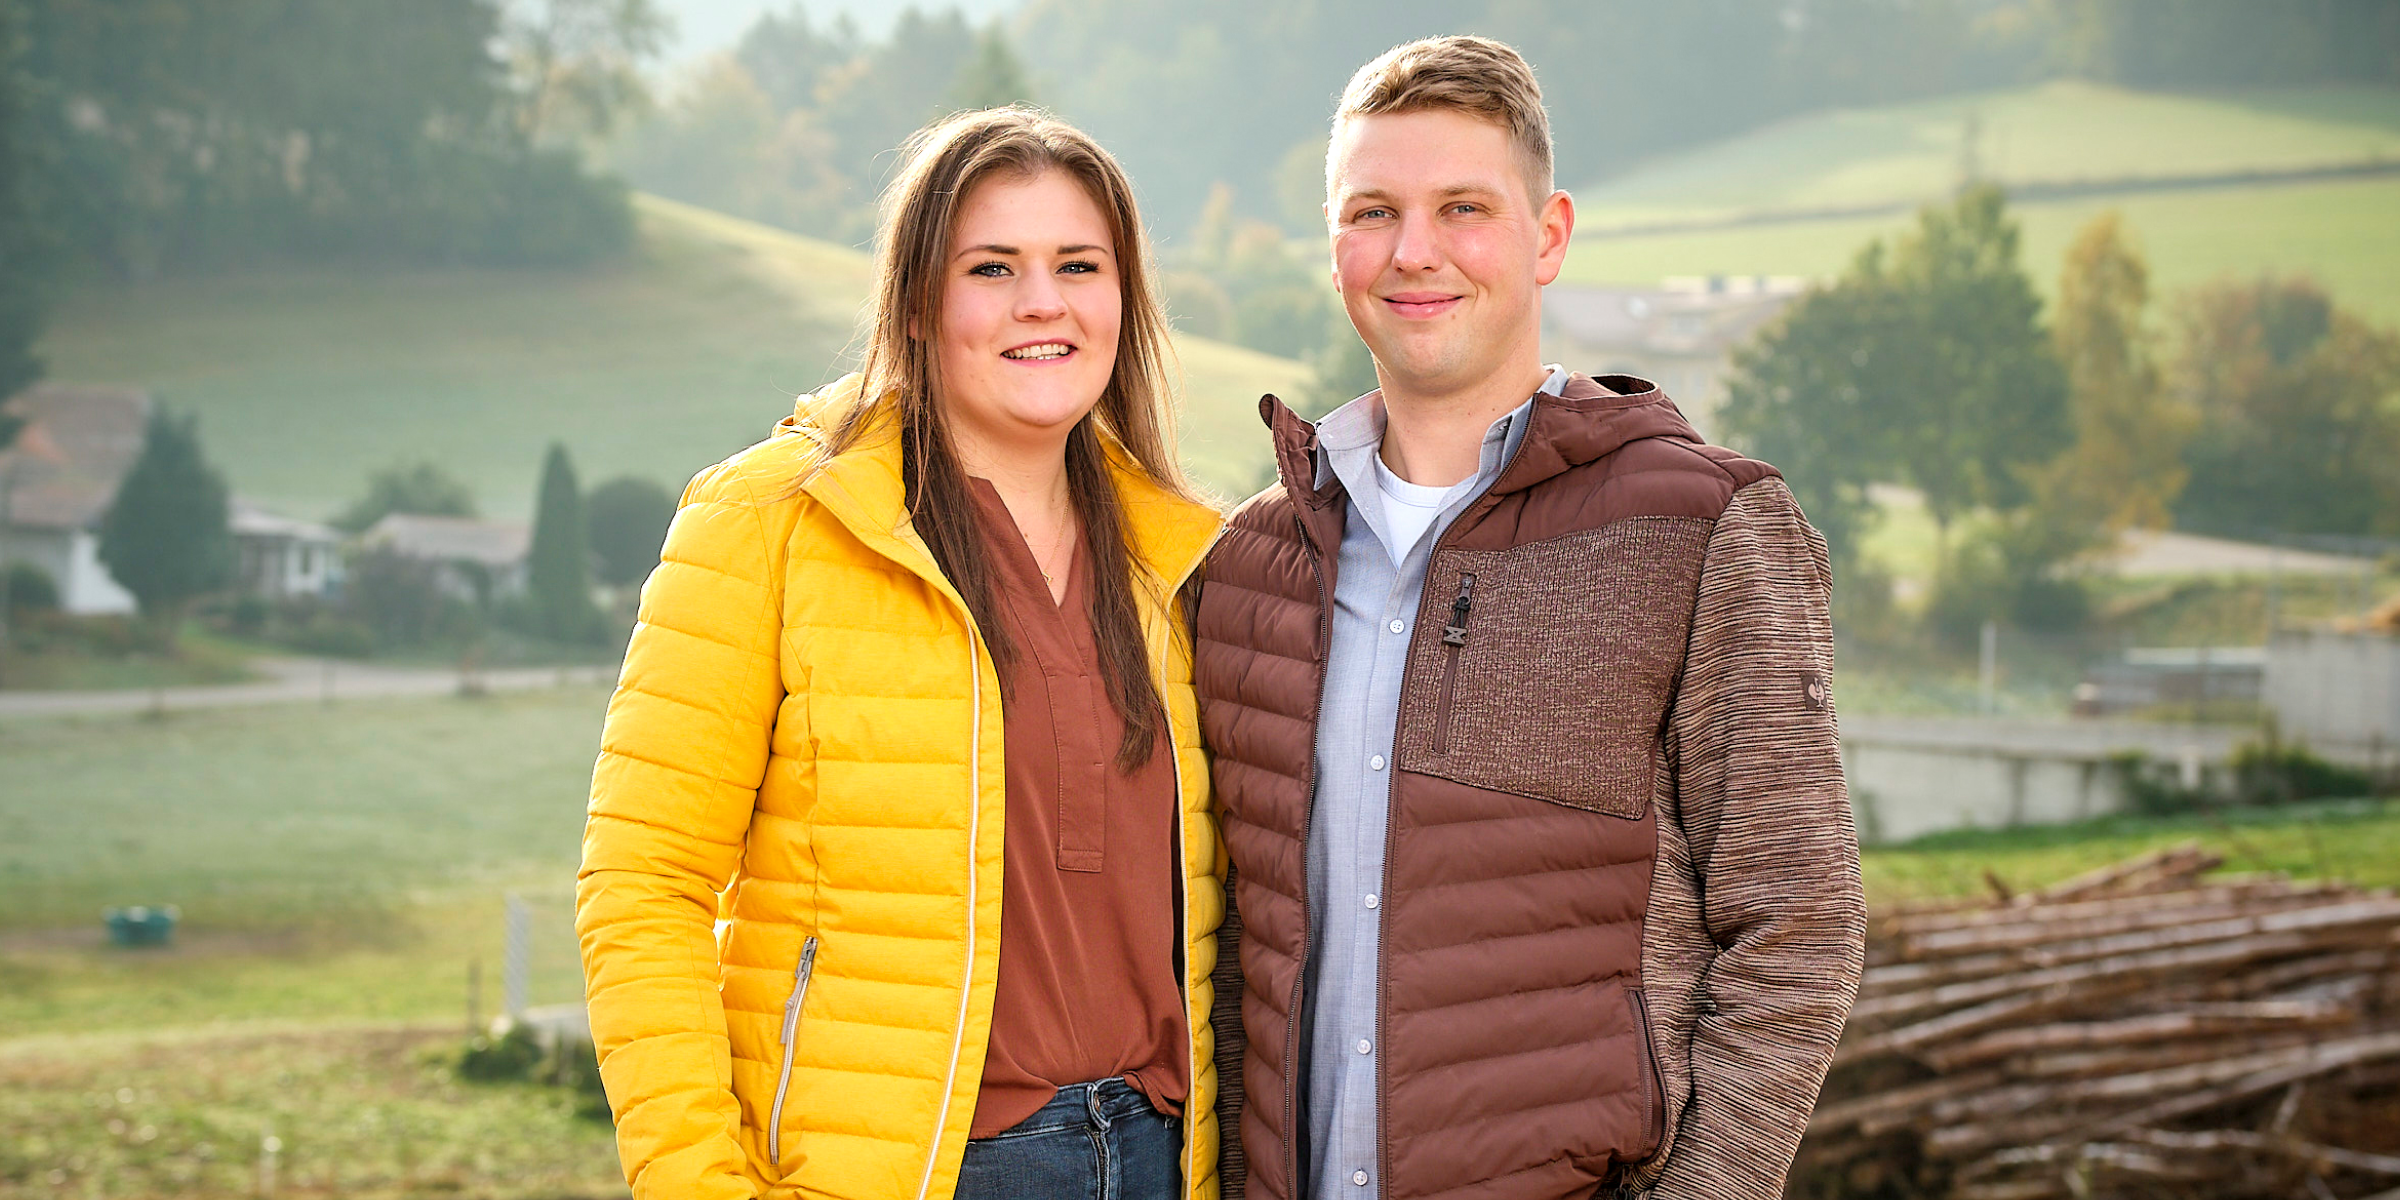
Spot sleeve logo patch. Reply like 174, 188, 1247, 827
1800, 672, 1830, 711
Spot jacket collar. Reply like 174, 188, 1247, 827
781, 373, 1223, 600
1262, 371, 1702, 504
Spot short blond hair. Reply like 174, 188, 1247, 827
1333, 35, 1555, 197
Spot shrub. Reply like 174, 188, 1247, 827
4, 561, 59, 616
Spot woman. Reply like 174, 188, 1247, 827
575, 108, 1231, 1200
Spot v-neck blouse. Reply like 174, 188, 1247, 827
963, 478, 1189, 1138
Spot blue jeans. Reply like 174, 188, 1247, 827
955, 1078, 1182, 1200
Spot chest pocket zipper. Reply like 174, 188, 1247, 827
768, 935, 820, 1165
1431, 572, 1476, 755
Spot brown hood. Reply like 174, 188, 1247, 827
1258, 373, 1703, 509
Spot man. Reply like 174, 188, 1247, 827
1197, 35, 1866, 1200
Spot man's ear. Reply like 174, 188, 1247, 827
1534, 189, 1574, 288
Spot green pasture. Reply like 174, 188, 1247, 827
1572, 81, 2400, 229
35, 196, 1302, 525
0, 1023, 624, 1199
1864, 797, 2400, 907
7, 688, 2395, 1036
0, 691, 605, 1036
1563, 174, 2400, 325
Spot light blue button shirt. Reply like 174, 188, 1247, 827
1303, 366, 1567, 1199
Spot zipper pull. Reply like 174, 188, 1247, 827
781, 936, 819, 1046
1442, 573, 1476, 646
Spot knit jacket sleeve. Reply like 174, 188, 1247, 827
575, 459, 790, 1200
1647, 476, 1867, 1200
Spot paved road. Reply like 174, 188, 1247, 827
0, 655, 617, 719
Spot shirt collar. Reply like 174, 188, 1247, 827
1313, 364, 1568, 493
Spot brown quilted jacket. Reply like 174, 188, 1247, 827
1197, 374, 1867, 1200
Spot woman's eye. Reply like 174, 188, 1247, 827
968, 262, 1010, 277
1059, 260, 1098, 274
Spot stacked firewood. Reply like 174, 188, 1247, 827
1793, 843, 2400, 1200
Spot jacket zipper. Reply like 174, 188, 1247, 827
767, 935, 821, 1165
1288, 510, 1334, 1197
915, 635, 984, 1200
1629, 987, 1665, 1159
1429, 573, 1476, 755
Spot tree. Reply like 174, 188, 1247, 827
1720, 184, 2071, 567
19, 0, 635, 273
334, 461, 480, 534
527, 442, 597, 640
2043, 212, 2191, 539
506, 0, 670, 145
2168, 276, 2400, 539
0, 0, 49, 404
585, 474, 674, 588
97, 407, 234, 639
949, 24, 1034, 110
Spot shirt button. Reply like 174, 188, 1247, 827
1353, 1170, 1370, 1186
1356, 1039, 1373, 1055
1369, 754, 1386, 771
1363, 894, 1379, 909
1387, 619, 1405, 634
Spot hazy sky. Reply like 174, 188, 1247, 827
651, 0, 1024, 64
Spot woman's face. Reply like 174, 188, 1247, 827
935, 169, 1123, 464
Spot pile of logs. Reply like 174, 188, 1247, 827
1794, 843, 2400, 1200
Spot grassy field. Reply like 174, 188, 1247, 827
1559, 83, 2400, 324
6, 689, 2393, 1031
2, 688, 2391, 1195
0, 692, 604, 1036
0, 1024, 625, 1199
1863, 797, 2400, 907
1572, 82, 2400, 229
36, 196, 1303, 525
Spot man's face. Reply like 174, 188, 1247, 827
1326, 109, 1572, 399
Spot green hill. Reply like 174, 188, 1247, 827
36, 195, 1305, 521
1560, 82, 2400, 322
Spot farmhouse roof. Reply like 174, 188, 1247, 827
1544, 279, 1804, 358
361, 513, 531, 567
0, 384, 154, 531
230, 501, 343, 546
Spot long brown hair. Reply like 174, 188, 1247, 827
818, 106, 1195, 771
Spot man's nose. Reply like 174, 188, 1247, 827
1392, 213, 1442, 273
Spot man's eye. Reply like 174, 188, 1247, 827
1356, 207, 1393, 221
1450, 203, 1480, 215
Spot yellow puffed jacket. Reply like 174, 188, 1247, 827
575, 374, 1229, 1200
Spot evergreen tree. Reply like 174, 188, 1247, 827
585, 474, 674, 588
97, 407, 234, 639
950, 24, 1034, 110
527, 441, 597, 640
0, 0, 49, 405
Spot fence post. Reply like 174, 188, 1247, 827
503, 893, 529, 1019
1979, 620, 1998, 714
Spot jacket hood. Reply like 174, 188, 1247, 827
1262, 373, 1705, 507
777, 372, 1224, 592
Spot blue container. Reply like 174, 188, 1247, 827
103, 905, 179, 948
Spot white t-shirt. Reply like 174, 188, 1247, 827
1373, 454, 1464, 558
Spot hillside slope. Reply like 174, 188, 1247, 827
1561, 83, 2400, 322
37, 196, 1305, 520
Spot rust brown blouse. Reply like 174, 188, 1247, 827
966, 479, 1189, 1139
